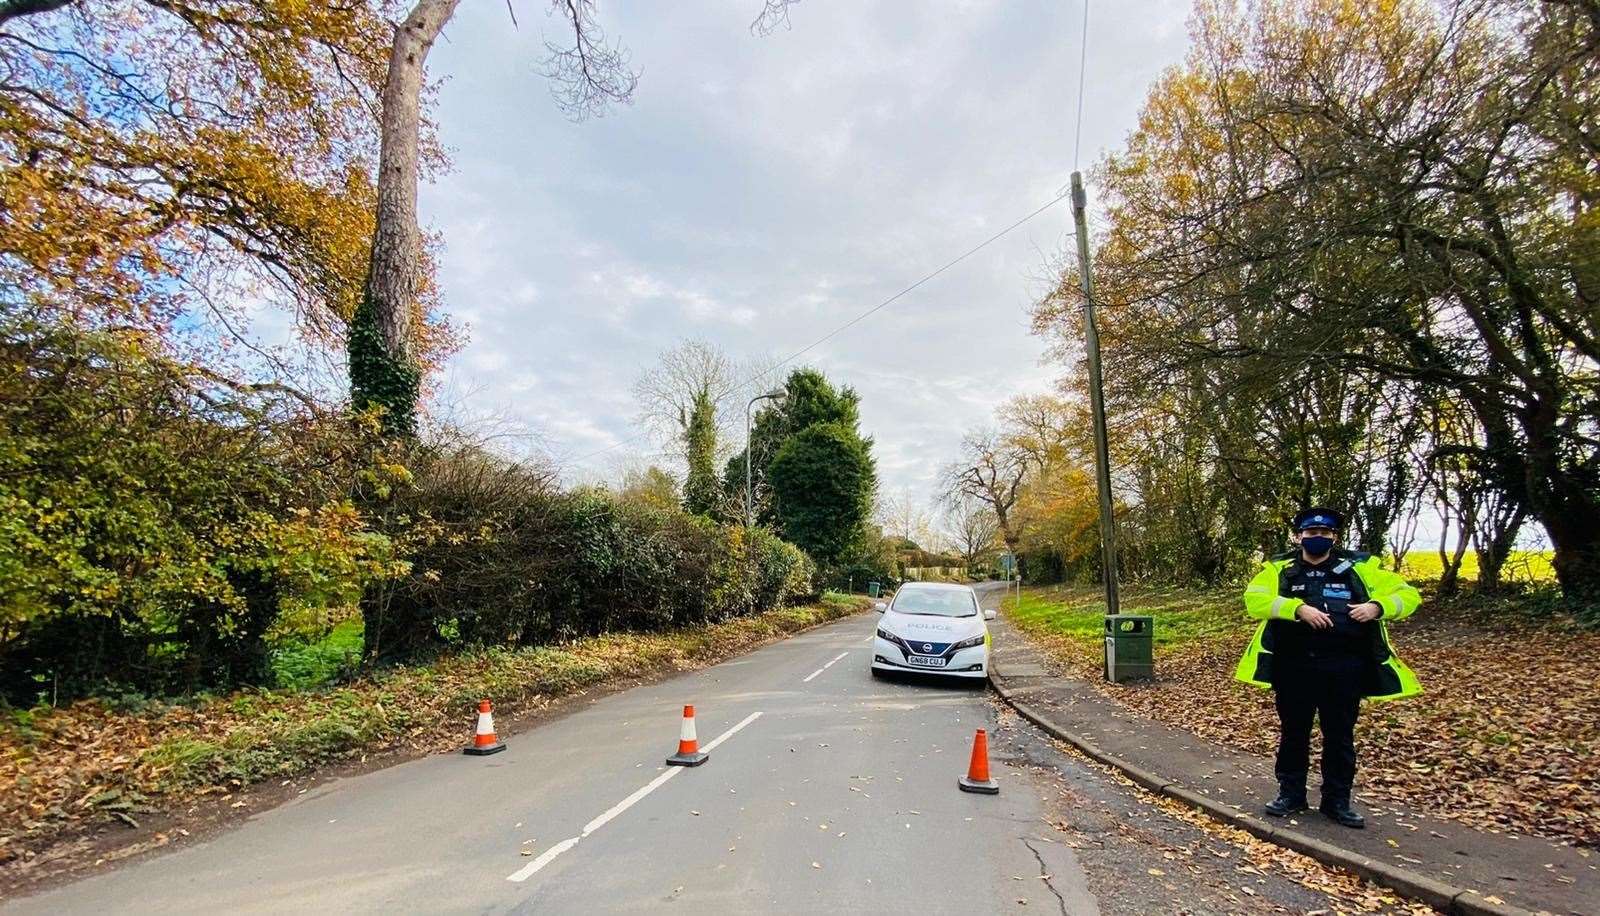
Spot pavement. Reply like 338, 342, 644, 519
4, 609, 1094, 915
985, 606, 1599, 916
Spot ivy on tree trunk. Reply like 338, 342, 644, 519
353, 0, 462, 437
349, 291, 421, 436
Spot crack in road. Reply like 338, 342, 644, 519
1023, 837, 1069, 916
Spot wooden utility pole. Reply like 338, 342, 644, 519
1070, 171, 1120, 617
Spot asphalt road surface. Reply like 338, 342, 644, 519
6, 589, 1091, 915
7, 583, 1361, 915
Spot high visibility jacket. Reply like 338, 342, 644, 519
1234, 550, 1422, 701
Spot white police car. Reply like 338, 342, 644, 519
871, 582, 995, 680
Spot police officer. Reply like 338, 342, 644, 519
1234, 507, 1422, 828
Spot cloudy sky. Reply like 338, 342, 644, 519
418, 0, 1193, 518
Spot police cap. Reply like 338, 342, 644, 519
1292, 507, 1344, 531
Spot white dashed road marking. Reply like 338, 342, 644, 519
506, 711, 764, 883
802, 651, 850, 683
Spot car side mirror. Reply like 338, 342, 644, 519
873, 602, 887, 613
983, 609, 997, 621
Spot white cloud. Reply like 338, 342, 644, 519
418, 0, 1193, 508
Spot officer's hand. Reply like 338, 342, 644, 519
1348, 601, 1381, 622
1296, 605, 1333, 629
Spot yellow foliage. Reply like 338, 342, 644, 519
0, 0, 456, 374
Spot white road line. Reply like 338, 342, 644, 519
802, 651, 849, 683
506, 711, 764, 883
510, 837, 579, 881
701, 709, 763, 752
581, 767, 680, 837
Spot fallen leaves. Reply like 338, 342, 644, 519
1011, 587, 1600, 847
1051, 733, 1439, 914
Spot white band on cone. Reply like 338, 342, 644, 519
680, 715, 696, 742
478, 712, 495, 734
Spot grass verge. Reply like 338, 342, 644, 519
0, 594, 866, 872
1003, 583, 1600, 848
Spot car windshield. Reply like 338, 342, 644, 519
891, 587, 978, 617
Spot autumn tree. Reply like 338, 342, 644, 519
940, 428, 1028, 561
1014, 461, 1103, 582
1036, 0, 1600, 600
617, 465, 680, 513
0, 0, 424, 383
997, 392, 1083, 472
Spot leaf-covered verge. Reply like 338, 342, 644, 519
1005, 585, 1600, 848
0, 593, 865, 877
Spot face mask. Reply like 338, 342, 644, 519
1301, 535, 1334, 557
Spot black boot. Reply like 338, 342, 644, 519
1319, 797, 1365, 829
1264, 780, 1308, 818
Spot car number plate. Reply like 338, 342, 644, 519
906, 655, 947, 668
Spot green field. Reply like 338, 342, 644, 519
1004, 584, 1240, 654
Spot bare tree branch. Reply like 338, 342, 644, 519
0, 0, 74, 28
543, 0, 636, 120
749, 0, 800, 36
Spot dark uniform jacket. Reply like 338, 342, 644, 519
1236, 549, 1422, 701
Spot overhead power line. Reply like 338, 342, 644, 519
1074, 0, 1091, 170
746, 193, 1074, 389
560, 191, 1075, 467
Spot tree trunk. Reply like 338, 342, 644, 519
1504, 399, 1600, 601
1531, 478, 1600, 602
350, 0, 461, 435
1437, 502, 1472, 598
1474, 505, 1525, 593
354, 0, 460, 658
993, 509, 1022, 579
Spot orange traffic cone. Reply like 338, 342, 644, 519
665, 704, 709, 767
463, 699, 506, 756
958, 728, 999, 794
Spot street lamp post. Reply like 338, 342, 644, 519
745, 391, 782, 528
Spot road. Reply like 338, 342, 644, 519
6, 585, 1091, 915
6, 584, 1365, 915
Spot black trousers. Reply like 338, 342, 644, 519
1273, 658, 1363, 804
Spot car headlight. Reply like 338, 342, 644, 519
876, 627, 908, 650
951, 634, 986, 651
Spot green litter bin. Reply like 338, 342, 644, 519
1104, 614, 1153, 682
867, 581, 881, 598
